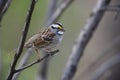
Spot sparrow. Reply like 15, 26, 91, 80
24, 23, 65, 58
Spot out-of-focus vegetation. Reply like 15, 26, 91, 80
1, 0, 93, 80
3, 0, 120, 80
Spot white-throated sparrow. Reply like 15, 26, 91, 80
24, 23, 65, 58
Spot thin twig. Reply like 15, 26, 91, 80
6, 0, 37, 80
101, 5, 120, 11
46, 0, 75, 26
100, 4, 120, 20
61, 0, 111, 80
15, 50, 59, 73
45, 0, 58, 24
0, 0, 12, 24
0, 0, 8, 14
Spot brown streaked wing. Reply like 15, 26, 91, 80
34, 28, 56, 48
24, 27, 56, 48
33, 37, 47, 47
24, 27, 47, 48
24, 33, 41, 48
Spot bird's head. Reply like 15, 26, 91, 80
49, 23, 65, 35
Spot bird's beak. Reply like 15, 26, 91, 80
61, 28, 65, 32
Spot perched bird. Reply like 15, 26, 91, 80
24, 23, 65, 59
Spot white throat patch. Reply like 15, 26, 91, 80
58, 31, 64, 35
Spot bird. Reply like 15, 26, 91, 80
24, 23, 65, 59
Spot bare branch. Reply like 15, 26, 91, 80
0, 0, 12, 23
0, 0, 8, 13
6, 0, 37, 80
101, 5, 120, 11
45, 0, 58, 24
15, 50, 59, 73
46, 0, 75, 26
61, 0, 111, 80
100, 4, 120, 20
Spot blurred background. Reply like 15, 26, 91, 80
1, 0, 120, 80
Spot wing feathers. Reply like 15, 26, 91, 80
24, 27, 56, 48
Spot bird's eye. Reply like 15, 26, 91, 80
51, 26, 55, 29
